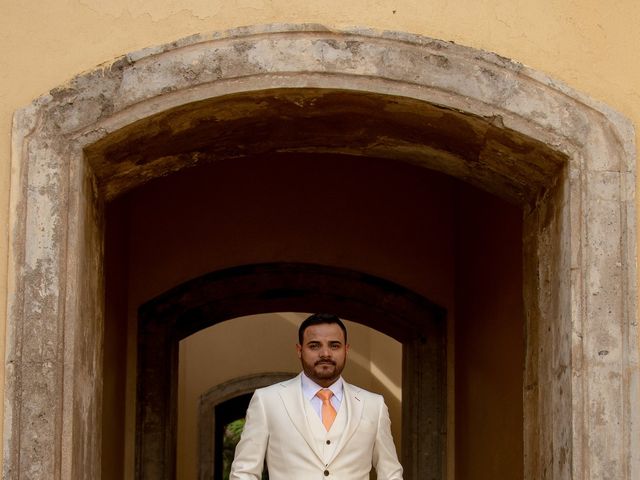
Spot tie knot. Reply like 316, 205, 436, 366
316, 389, 333, 402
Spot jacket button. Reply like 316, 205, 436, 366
326, 440, 331, 444
324, 469, 329, 476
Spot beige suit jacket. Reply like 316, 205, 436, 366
229, 373, 403, 480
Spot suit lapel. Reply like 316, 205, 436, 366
278, 374, 324, 464
327, 380, 364, 464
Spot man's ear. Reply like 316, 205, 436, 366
296, 343, 302, 359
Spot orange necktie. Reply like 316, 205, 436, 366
316, 389, 337, 431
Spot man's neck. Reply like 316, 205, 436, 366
301, 372, 343, 396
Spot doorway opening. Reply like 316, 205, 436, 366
136, 264, 445, 480
102, 148, 525, 480
181, 313, 402, 480
213, 393, 254, 480
196, 371, 295, 480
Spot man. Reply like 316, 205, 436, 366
230, 313, 403, 480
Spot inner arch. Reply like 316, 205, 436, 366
135, 263, 447, 480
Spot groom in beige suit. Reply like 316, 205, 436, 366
230, 313, 403, 480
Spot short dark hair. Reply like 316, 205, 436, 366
298, 313, 348, 345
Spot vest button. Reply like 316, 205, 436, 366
324, 469, 330, 476
326, 440, 331, 444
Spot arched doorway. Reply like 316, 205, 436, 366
6, 25, 637, 480
102, 148, 523, 479
137, 263, 446, 480
197, 372, 297, 480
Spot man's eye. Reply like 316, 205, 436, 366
309, 344, 320, 349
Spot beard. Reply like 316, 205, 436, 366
313, 360, 337, 378
301, 356, 344, 384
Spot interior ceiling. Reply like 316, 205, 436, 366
86, 88, 567, 204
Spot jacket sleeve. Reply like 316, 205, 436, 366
229, 390, 269, 480
372, 397, 404, 480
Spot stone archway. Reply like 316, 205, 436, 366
137, 263, 446, 480
198, 372, 297, 480
5, 24, 638, 480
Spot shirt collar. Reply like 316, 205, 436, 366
301, 372, 344, 402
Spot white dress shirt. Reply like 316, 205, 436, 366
300, 372, 343, 419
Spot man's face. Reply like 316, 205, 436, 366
296, 323, 349, 387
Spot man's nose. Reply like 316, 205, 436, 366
319, 346, 332, 357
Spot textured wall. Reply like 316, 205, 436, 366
2, 1, 639, 349
2, 5, 637, 418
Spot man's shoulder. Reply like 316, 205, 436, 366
253, 374, 300, 397
343, 380, 385, 402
